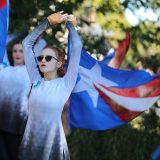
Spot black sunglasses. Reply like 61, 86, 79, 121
37, 55, 59, 62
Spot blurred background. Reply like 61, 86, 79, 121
9, 0, 160, 159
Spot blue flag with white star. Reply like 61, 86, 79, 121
67, 31, 160, 130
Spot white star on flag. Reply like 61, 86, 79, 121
73, 62, 118, 108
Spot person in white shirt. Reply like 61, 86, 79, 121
18, 11, 82, 160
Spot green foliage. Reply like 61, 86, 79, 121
67, 110, 160, 160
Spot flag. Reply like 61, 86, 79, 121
102, 32, 130, 68
100, 48, 115, 65
67, 32, 160, 130
151, 144, 160, 160
0, 0, 9, 63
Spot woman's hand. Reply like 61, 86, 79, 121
68, 15, 77, 27
47, 11, 69, 25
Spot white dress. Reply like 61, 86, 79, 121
18, 19, 82, 160
0, 38, 46, 135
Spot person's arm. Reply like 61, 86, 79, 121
22, 19, 49, 83
63, 21, 82, 92
33, 38, 47, 57
62, 100, 71, 136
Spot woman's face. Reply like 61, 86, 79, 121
38, 48, 62, 74
12, 43, 24, 66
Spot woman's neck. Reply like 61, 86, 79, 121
14, 63, 24, 66
44, 71, 59, 80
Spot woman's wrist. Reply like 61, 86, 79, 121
47, 16, 55, 26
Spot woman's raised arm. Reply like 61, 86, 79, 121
63, 21, 82, 94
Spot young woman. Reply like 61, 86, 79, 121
0, 42, 30, 160
18, 11, 82, 160
0, 38, 46, 160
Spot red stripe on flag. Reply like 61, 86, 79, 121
109, 32, 130, 68
0, 0, 7, 9
98, 76, 160, 98
94, 84, 142, 122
